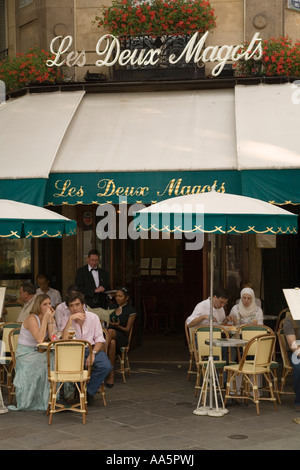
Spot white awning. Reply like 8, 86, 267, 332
1, 85, 300, 206
235, 83, 300, 170
51, 89, 238, 173
0, 90, 85, 179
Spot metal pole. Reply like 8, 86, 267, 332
209, 233, 214, 409
193, 233, 228, 417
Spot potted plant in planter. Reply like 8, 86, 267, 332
233, 36, 300, 78
94, 0, 216, 80
0, 46, 63, 94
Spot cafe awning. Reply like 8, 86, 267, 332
46, 88, 240, 205
235, 83, 300, 204
1, 83, 299, 207
0, 90, 85, 205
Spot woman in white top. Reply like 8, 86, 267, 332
229, 287, 263, 326
8, 294, 55, 411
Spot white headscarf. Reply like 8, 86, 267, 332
238, 287, 257, 319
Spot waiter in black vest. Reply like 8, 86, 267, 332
75, 249, 109, 309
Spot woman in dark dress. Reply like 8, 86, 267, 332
105, 287, 136, 387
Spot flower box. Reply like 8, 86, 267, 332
95, 0, 216, 38
234, 36, 300, 78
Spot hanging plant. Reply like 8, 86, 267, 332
233, 36, 300, 77
0, 46, 63, 93
94, 0, 216, 38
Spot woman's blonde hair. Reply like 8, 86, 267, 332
30, 294, 51, 315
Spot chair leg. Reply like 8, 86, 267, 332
252, 375, 260, 416
99, 383, 107, 407
265, 373, 277, 411
271, 370, 281, 404
80, 384, 86, 424
49, 382, 57, 425
120, 353, 126, 383
7, 369, 12, 404
187, 353, 197, 382
194, 366, 202, 397
125, 353, 131, 377
279, 368, 293, 394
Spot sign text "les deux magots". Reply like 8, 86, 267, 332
47, 31, 263, 77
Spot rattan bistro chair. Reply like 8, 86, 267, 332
0, 322, 21, 398
7, 327, 21, 404
192, 325, 232, 398
274, 308, 290, 333
237, 324, 280, 403
47, 340, 92, 424
185, 320, 198, 381
224, 334, 277, 415
277, 325, 294, 397
116, 323, 135, 383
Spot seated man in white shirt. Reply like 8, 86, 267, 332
186, 287, 230, 328
36, 273, 62, 308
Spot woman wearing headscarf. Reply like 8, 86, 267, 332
228, 287, 263, 326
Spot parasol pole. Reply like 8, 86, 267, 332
209, 232, 214, 410
193, 232, 228, 417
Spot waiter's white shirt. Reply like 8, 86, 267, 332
88, 265, 99, 288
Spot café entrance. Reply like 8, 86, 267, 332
73, 204, 253, 345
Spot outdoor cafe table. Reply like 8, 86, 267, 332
263, 315, 278, 321
205, 337, 248, 365
205, 338, 248, 348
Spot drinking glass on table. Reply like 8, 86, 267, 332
67, 327, 76, 339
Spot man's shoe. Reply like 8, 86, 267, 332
87, 393, 94, 406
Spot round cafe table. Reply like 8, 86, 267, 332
205, 338, 248, 348
205, 338, 248, 365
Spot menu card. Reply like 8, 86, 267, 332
283, 288, 300, 320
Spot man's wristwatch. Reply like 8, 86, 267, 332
92, 350, 97, 354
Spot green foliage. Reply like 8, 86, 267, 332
234, 36, 300, 77
0, 47, 63, 93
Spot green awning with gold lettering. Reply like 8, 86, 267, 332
1, 85, 300, 208
43, 169, 300, 206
